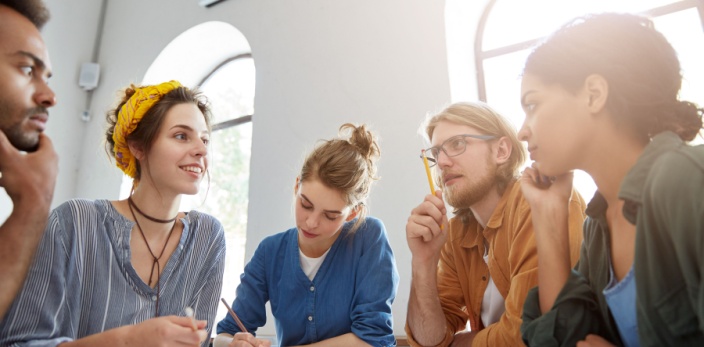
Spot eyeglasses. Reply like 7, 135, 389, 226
421, 134, 496, 167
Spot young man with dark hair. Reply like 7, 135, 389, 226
0, 0, 57, 319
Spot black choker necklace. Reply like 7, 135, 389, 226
127, 197, 177, 223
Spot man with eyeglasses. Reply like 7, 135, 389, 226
404, 102, 586, 346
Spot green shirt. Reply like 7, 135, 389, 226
521, 131, 704, 347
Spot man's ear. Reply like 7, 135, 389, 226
345, 205, 361, 222
494, 136, 512, 165
584, 74, 609, 113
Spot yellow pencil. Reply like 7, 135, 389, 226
421, 149, 443, 231
421, 149, 435, 194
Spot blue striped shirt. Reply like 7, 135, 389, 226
0, 199, 226, 347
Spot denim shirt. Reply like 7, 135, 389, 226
603, 265, 639, 347
217, 217, 399, 347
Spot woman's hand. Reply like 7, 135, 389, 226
520, 164, 573, 212
576, 334, 617, 347
125, 316, 208, 346
228, 332, 272, 347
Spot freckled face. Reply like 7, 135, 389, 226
518, 73, 594, 176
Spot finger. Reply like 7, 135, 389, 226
424, 192, 446, 212
433, 189, 447, 214
167, 315, 204, 328
234, 332, 259, 344
521, 167, 540, 185
196, 329, 208, 343
441, 214, 449, 232
584, 334, 612, 346
0, 130, 11, 162
407, 215, 441, 241
33, 133, 55, 153
169, 326, 203, 346
524, 166, 553, 188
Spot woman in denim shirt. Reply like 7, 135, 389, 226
216, 123, 399, 347
517, 13, 704, 347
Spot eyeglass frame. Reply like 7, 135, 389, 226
421, 134, 497, 167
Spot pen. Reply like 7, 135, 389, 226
184, 306, 197, 331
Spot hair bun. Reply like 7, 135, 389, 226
340, 123, 380, 163
672, 101, 703, 141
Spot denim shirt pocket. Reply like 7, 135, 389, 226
654, 284, 699, 337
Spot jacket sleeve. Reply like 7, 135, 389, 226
216, 241, 269, 336
521, 228, 617, 347
521, 269, 614, 347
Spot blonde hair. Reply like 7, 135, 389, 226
424, 101, 526, 194
299, 123, 380, 233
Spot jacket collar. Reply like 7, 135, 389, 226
586, 131, 683, 224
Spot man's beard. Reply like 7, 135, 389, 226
443, 154, 497, 209
0, 106, 46, 152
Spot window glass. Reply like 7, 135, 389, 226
475, 1, 704, 199
483, 0, 680, 51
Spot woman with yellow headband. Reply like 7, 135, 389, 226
0, 81, 226, 347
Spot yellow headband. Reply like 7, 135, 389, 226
112, 80, 182, 178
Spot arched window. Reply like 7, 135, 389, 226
448, 0, 704, 200
120, 21, 255, 330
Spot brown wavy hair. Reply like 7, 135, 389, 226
299, 123, 381, 234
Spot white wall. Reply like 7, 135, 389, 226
27, 0, 465, 337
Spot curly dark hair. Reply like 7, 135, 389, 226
524, 12, 702, 142
0, 0, 50, 29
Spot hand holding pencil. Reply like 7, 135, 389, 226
219, 298, 271, 347
403, 150, 448, 258
420, 150, 443, 231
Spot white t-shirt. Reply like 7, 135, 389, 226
481, 244, 506, 328
299, 248, 331, 281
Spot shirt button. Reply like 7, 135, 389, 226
310, 286, 315, 292
151, 295, 157, 301
308, 316, 313, 321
